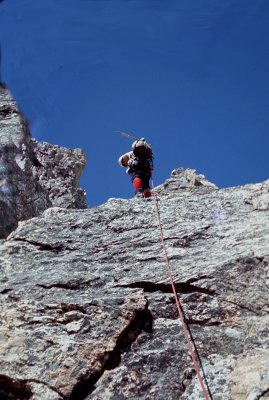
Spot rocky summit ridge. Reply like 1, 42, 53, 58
0, 87, 269, 400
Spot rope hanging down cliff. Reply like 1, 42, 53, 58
152, 177, 211, 400
116, 131, 211, 397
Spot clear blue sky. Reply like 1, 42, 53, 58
1, 0, 269, 206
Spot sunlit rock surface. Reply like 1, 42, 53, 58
0, 163, 268, 399
28, 139, 87, 209
0, 85, 87, 238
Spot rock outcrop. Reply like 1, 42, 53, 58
28, 139, 87, 209
0, 85, 87, 238
1, 159, 269, 399
1, 85, 269, 399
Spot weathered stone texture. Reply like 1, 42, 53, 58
156, 167, 218, 193
0, 84, 31, 150
0, 168, 268, 399
28, 139, 87, 209
0, 85, 87, 238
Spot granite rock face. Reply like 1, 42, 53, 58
28, 139, 87, 209
0, 85, 87, 238
0, 165, 268, 399
156, 167, 218, 192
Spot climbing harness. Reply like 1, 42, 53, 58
151, 177, 211, 400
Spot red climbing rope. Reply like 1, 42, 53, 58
151, 179, 211, 400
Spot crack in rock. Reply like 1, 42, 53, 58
109, 225, 156, 233
181, 368, 196, 394
184, 317, 221, 326
0, 374, 32, 400
222, 299, 260, 315
0, 105, 18, 117
171, 226, 212, 247
13, 237, 75, 253
60, 303, 88, 314
185, 275, 214, 284
117, 280, 215, 296
37, 279, 100, 291
0, 288, 12, 294
69, 307, 153, 400
255, 388, 269, 400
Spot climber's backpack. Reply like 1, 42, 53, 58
132, 138, 153, 159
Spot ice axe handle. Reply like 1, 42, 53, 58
116, 131, 140, 141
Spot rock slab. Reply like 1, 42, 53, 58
0, 167, 268, 399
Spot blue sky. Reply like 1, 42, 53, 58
0, 0, 269, 206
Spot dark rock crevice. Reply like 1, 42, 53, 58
69, 307, 153, 400
13, 237, 76, 253
181, 368, 196, 395
184, 317, 221, 326
254, 388, 269, 400
0, 374, 32, 400
0, 104, 18, 118
256, 256, 265, 263
185, 274, 214, 284
0, 287, 12, 294
117, 280, 215, 296
60, 303, 88, 314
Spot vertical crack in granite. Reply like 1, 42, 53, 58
69, 307, 153, 400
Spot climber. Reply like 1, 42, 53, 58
118, 138, 153, 198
